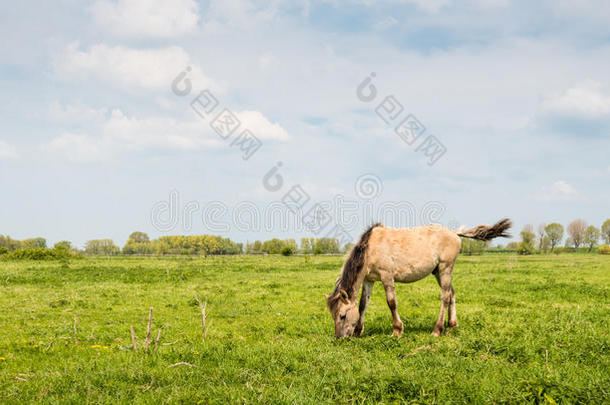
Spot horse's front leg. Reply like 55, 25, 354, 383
354, 280, 373, 337
382, 278, 403, 336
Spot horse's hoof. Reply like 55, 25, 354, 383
431, 330, 442, 337
392, 330, 402, 337
448, 321, 458, 328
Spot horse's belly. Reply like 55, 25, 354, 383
392, 256, 438, 283
394, 266, 433, 283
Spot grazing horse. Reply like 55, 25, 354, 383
326, 219, 511, 338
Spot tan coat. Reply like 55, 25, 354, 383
327, 219, 511, 338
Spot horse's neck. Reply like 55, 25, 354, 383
348, 271, 367, 301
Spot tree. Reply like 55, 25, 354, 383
545, 223, 564, 252
518, 229, 536, 255
314, 238, 340, 254
567, 219, 587, 249
540, 235, 551, 253
460, 238, 487, 255
261, 238, 284, 254
343, 242, 355, 254
602, 219, 610, 244
283, 239, 298, 252
300, 238, 314, 254
123, 231, 153, 254
85, 239, 120, 255
22, 237, 47, 249
537, 223, 546, 249
584, 226, 600, 252
0, 235, 21, 251
245, 240, 262, 254
54, 241, 72, 250
128, 231, 150, 243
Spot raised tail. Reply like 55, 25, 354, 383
456, 218, 512, 241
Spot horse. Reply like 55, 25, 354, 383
326, 219, 511, 338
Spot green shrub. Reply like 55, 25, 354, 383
280, 246, 294, 256
599, 245, 610, 255
518, 230, 536, 255
460, 238, 487, 255
554, 247, 577, 254
0, 247, 8, 255
313, 247, 323, 255
1, 247, 78, 261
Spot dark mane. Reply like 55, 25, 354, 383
327, 223, 382, 311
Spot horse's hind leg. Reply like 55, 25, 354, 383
354, 279, 373, 337
432, 261, 455, 336
382, 278, 403, 337
447, 285, 458, 328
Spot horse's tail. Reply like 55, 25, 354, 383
456, 218, 512, 241
327, 223, 382, 308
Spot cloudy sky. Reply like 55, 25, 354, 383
1, 0, 610, 248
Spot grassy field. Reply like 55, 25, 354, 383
0, 254, 608, 404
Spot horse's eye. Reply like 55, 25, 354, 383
340, 314, 346, 321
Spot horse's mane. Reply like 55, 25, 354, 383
327, 223, 382, 311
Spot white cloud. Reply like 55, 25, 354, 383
533, 180, 579, 202
47, 133, 106, 163
372, 16, 398, 30
92, 0, 200, 38
45, 108, 288, 162
539, 80, 610, 118
54, 43, 215, 92
0, 140, 19, 160
236, 110, 289, 140
535, 80, 610, 135
402, 0, 453, 13
258, 53, 274, 69
101, 109, 220, 151
552, 0, 610, 24
202, 0, 279, 32
48, 101, 108, 124
473, 0, 509, 8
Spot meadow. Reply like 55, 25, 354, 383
0, 254, 608, 404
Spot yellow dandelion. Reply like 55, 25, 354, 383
91, 345, 102, 349
102, 346, 109, 350
0, 357, 6, 361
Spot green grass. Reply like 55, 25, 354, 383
0, 254, 608, 403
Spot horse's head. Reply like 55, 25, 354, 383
326, 288, 359, 338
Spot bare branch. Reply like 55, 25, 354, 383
145, 307, 153, 353
130, 326, 137, 353
193, 293, 210, 341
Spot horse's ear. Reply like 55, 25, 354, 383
339, 289, 348, 303
324, 294, 330, 299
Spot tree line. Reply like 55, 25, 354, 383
244, 237, 346, 255
461, 219, 610, 255
513, 219, 610, 254
0, 232, 347, 257
3, 219, 609, 258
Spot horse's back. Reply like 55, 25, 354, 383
365, 225, 461, 282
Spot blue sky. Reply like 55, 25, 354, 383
1, 0, 610, 248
